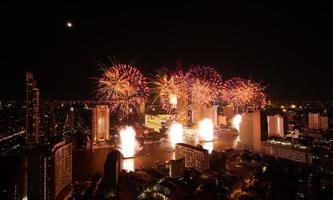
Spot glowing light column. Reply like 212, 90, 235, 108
169, 122, 184, 148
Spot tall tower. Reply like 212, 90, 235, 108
92, 105, 110, 143
239, 110, 267, 152
100, 150, 122, 199
25, 71, 40, 144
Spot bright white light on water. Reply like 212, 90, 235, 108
119, 126, 137, 158
169, 122, 183, 148
232, 114, 242, 132
122, 158, 134, 172
199, 118, 214, 142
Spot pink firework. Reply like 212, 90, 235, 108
222, 77, 266, 109
188, 66, 223, 107
98, 64, 149, 119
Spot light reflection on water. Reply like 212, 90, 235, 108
73, 132, 238, 181
122, 158, 134, 172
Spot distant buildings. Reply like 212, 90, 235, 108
92, 105, 110, 143
25, 71, 40, 144
267, 114, 284, 137
262, 140, 312, 164
239, 110, 268, 152
144, 114, 171, 132
308, 112, 328, 129
175, 143, 210, 170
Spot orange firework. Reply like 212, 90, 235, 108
98, 63, 149, 119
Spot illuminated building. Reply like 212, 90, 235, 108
239, 110, 267, 152
262, 140, 312, 164
40, 101, 56, 138
223, 104, 235, 122
169, 158, 185, 178
53, 142, 72, 199
99, 150, 122, 199
267, 115, 284, 137
308, 112, 320, 129
175, 143, 210, 170
320, 116, 329, 129
27, 142, 72, 200
192, 105, 218, 127
308, 112, 329, 129
25, 71, 40, 144
144, 114, 171, 132
217, 115, 227, 126
92, 105, 110, 143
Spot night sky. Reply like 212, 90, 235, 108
0, 2, 332, 101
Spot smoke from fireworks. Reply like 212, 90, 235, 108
222, 77, 266, 109
98, 64, 149, 119
169, 122, 184, 148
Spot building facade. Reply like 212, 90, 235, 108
267, 114, 284, 137
25, 71, 40, 144
175, 143, 210, 170
92, 105, 110, 143
239, 110, 267, 152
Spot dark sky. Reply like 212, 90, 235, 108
0, 2, 332, 101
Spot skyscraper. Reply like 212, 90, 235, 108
308, 112, 329, 129
99, 150, 122, 199
308, 112, 320, 129
92, 105, 110, 143
25, 71, 40, 144
175, 143, 210, 170
267, 114, 284, 137
320, 116, 329, 129
239, 110, 267, 152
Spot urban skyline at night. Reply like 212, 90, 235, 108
1, 2, 333, 200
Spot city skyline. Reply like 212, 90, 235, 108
1, 2, 333, 100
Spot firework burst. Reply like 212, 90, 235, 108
98, 64, 149, 119
188, 66, 223, 107
222, 77, 266, 110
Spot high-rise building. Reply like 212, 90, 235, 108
99, 150, 122, 199
267, 115, 284, 137
27, 142, 72, 200
320, 116, 329, 129
223, 104, 235, 122
192, 105, 218, 127
262, 141, 312, 164
169, 158, 185, 178
308, 112, 329, 129
308, 112, 320, 129
239, 110, 267, 152
53, 142, 72, 199
175, 143, 210, 170
92, 105, 110, 143
25, 71, 40, 144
